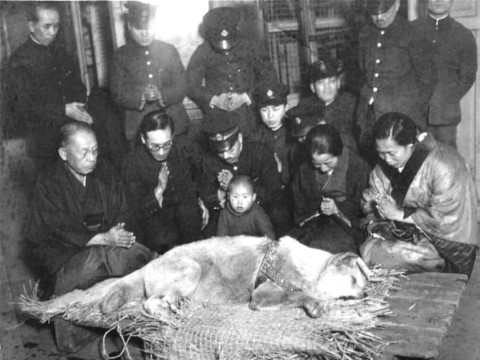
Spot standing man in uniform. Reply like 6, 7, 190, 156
412, 0, 477, 149
357, 0, 438, 163
110, 1, 190, 148
5, 2, 93, 169
187, 6, 277, 137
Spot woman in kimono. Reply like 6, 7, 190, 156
291, 124, 370, 254
361, 112, 478, 277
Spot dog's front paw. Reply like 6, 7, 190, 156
144, 297, 170, 316
303, 299, 326, 318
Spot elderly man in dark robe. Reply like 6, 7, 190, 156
27, 122, 154, 354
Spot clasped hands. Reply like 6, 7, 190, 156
87, 222, 136, 248
216, 169, 233, 208
154, 163, 169, 206
211, 92, 251, 112
141, 84, 165, 109
375, 193, 404, 221
319, 197, 338, 216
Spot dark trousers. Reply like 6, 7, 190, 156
51, 243, 154, 353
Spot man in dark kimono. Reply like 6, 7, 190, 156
198, 109, 287, 238
122, 111, 205, 254
4, 2, 126, 171
358, 0, 438, 162
187, 6, 277, 137
27, 122, 154, 353
110, 1, 190, 147
412, 0, 477, 148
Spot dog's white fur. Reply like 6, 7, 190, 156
101, 236, 370, 318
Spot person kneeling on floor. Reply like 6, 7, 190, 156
26, 121, 155, 353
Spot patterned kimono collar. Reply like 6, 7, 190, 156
379, 134, 436, 206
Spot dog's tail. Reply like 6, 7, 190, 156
100, 268, 146, 314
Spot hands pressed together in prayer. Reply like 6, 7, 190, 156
375, 193, 404, 221
217, 169, 233, 191
211, 92, 251, 112
216, 169, 233, 208
65, 102, 93, 124
319, 197, 338, 216
154, 162, 169, 206
87, 223, 136, 248
141, 84, 165, 110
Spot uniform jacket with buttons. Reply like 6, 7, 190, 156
249, 123, 293, 185
358, 16, 438, 130
295, 92, 359, 151
5, 38, 86, 157
412, 15, 477, 126
110, 40, 190, 139
197, 140, 281, 210
186, 41, 277, 111
121, 143, 198, 222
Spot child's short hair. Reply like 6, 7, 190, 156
228, 175, 255, 194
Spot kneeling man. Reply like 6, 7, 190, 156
27, 121, 154, 353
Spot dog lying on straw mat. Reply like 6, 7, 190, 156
101, 236, 372, 318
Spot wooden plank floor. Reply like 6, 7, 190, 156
373, 273, 468, 360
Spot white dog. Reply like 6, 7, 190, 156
100, 236, 371, 318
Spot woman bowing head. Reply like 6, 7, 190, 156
361, 112, 478, 277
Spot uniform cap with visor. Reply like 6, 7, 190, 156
202, 7, 240, 51
125, 1, 157, 29
253, 81, 289, 108
365, 0, 396, 15
202, 109, 241, 153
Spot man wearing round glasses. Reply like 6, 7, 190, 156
121, 111, 206, 254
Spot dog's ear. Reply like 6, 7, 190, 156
334, 252, 358, 267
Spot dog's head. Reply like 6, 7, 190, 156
314, 252, 371, 300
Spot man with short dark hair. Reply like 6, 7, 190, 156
27, 122, 154, 353
5, 2, 93, 167
121, 111, 206, 254
412, 0, 477, 148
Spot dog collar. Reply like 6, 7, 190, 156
255, 241, 302, 293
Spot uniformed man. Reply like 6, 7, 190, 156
357, 0, 438, 163
5, 2, 126, 171
110, 1, 190, 148
187, 6, 277, 137
5, 2, 93, 168
250, 80, 292, 186
295, 54, 359, 152
197, 109, 286, 237
412, 0, 477, 149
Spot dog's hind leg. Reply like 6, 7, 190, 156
143, 257, 202, 316
249, 280, 326, 318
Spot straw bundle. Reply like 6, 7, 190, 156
19, 267, 403, 360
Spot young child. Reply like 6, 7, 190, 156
216, 175, 276, 240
